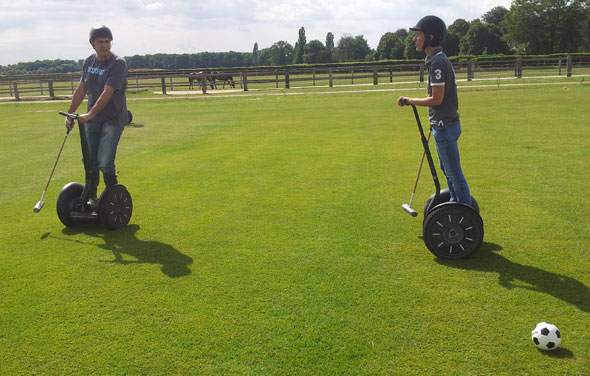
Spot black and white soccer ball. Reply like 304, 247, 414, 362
531, 322, 562, 351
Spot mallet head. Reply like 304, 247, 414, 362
34, 201, 45, 213
402, 204, 418, 217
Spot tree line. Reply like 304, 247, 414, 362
2, 0, 589, 75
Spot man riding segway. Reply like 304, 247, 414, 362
65, 25, 130, 206
59, 25, 132, 229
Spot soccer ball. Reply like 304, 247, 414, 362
531, 322, 562, 351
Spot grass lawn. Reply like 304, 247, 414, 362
0, 82, 589, 374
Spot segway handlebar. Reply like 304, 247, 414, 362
59, 111, 79, 119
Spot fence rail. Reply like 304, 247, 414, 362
2, 55, 589, 100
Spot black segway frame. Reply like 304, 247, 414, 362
403, 104, 484, 259
56, 112, 132, 230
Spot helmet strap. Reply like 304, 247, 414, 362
423, 34, 432, 50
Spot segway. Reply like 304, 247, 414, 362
56, 112, 132, 230
401, 104, 483, 259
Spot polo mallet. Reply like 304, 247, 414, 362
34, 114, 77, 213
402, 129, 432, 217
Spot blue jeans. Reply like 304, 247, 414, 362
432, 121, 472, 206
84, 120, 123, 176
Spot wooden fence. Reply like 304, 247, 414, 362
2, 55, 589, 100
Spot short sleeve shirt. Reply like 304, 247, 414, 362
426, 47, 459, 127
81, 53, 128, 126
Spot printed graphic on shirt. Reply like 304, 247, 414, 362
88, 67, 105, 76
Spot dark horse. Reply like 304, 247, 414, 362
188, 72, 216, 90
211, 72, 236, 89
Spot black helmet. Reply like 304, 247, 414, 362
89, 25, 113, 43
410, 16, 447, 48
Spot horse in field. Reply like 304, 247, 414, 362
188, 72, 203, 89
188, 72, 216, 90
211, 72, 236, 89
189, 72, 236, 90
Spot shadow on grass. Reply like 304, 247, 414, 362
538, 346, 575, 358
53, 224, 193, 278
436, 242, 590, 312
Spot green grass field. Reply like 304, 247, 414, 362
1, 82, 589, 374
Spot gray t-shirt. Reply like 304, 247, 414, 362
426, 47, 459, 127
81, 53, 128, 126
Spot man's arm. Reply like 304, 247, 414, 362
65, 82, 88, 130
398, 85, 445, 107
78, 85, 116, 124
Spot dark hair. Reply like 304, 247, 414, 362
89, 25, 113, 43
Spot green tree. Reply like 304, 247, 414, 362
444, 19, 471, 57
482, 6, 509, 28
460, 20, 511, 55
580, 5, 590, 52
334, 35, 372, 62
325, 32, 335, 62
294, 27, 306, 64
303, 40, 327, 63
252, 42, 259, 66
504, 0, 586, 54
376, 29, 407, 60
376, 32, 396, 60
448, 18, 471, 38
268, 41, 294, 66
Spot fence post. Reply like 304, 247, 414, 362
161, 77, 167, 95
285, 71, 290, 89
566, 55, 572, 77
313, 70, 316, 86
275, 71, 279, 88
467, 61, 475, 81
49, 81, 55, 97
389, 67, 393, 83
13, 82, 20, 101
242, 72, 248, 91
201, 74, 207, 94
169, 77, 174, 91
419, 63, 425, 83
373, 68, 378, 85
351, 68, 354, 85
515, 58, 522, 78
40, 81, 44, 96
329, 68, 333, 87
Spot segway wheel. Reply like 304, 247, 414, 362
98, 184, 133, 230
424, 188, 480, 215
423, 202, 484, 259
57, 182, 84, 227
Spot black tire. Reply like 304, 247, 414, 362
422, 202, 484, 259
424, 188, 479, 215
57, 182, 84, 227
98, 184, 133, 230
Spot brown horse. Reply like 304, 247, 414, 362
211, 72, 236, 89
188, 72, 216, 90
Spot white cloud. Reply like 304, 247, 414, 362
0, 0, 513, 65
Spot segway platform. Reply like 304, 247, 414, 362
57, 182, 133, 230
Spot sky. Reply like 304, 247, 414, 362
0, 0, 514, 66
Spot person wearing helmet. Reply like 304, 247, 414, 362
398, 15, 472, 207
64, 25, 129, 203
